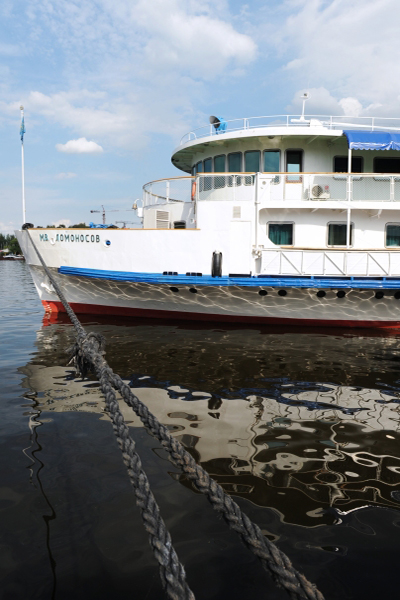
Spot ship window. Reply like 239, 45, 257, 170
334, 156, 363, 173
191, 166, 196, 176
214, 155, 226, 172
374, 158, 400, 174
286, 150, 303, 182
268, 223, 293, 246
264, 150, 280, 172
196, 161, 203, 173
328, 222, 353, 246
244, 150, 260, 172
386, 224, 400, 247
203, 158, 212, 173
228, 152, 242, 172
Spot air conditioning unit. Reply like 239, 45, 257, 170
311, 184, 330, 200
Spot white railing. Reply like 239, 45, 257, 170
260, 173, 400, 203
261, 249, 400, 277
142, 173, 400, 208
179, 115, 400, 145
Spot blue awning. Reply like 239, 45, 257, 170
343, 130, 400, 151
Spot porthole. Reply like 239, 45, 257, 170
336, 291, 346, 298
375, 291, 384, 299
278, 289, 287, 297
105, 240, 111, 247
316, 290, 326, 298
170, 286, 179, 293
259, 290, 268, 296
395, 291, 400, 300
189, 288, 198, 294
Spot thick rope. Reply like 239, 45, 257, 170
26, 232, 194, 600
26, 230, 324, 600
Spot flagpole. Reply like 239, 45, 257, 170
20, 105, 26, 225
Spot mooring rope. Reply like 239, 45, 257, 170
26, 229, 324, 600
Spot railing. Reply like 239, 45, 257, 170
260, 173, 400, 203
261, 248, 400, 277
179, 115, 400, 145
142, 173, 400, 208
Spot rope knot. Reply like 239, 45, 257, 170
68, 332, 106, 379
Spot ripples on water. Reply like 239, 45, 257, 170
2, 261, 400, 599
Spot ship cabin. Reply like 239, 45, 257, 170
141, 115, 400, 278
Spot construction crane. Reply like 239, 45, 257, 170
90, 205, 135, 225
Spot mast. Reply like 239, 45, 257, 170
20, 105, 26, 224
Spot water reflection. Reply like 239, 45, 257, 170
21, 318, 400, 528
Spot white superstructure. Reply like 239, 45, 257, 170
16, 112, 400, 327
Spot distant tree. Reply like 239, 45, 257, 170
8, 237, 22, 254
71, 223, 89, 228
57, 224, 66, 228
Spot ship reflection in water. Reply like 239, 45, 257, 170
21, 315, 400, 529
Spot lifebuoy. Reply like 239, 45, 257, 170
191, 180, 196, 201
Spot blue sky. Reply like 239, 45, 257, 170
1, 0, 399, 232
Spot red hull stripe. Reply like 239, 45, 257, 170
42, 300, 400, 329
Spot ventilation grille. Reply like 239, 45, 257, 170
232, 206, 241, 219
156, 210, 169, 229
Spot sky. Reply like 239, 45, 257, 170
1, 0, 400, 232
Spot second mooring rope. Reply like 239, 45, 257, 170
26, 229, 324, 600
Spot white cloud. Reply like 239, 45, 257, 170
265, 0, 400, 116
54, 218, 71, 227
56, 138, 103, 154
55, 172, 77, 179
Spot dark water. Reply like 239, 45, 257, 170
2, 261, 400, 599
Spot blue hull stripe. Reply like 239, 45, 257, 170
58, 266, 400, 289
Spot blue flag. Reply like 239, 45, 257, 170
20, 116, 25, 142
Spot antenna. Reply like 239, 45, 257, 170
300, 91, 310, 121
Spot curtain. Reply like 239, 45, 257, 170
269, 224, 293, 245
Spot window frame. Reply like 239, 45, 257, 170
203, 157, 212, 173
267, 221, 295, 247
244, 150, 261, 173
385, 222, 400, 248
327, 221, 354, 248
213, 154, 226, 173
333, 156, 363, 174
263, 150, 281, 173
373, 157, 400, 175
285, 149, 303, 183
227, 152, 243, 173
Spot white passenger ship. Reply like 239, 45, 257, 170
16, 110, 400, 327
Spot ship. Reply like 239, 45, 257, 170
16, 105, 400, 327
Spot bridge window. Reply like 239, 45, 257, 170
214, 155, 226, 172
244, 150, 260, 172
268, 223, 293, 246
328, 222, 353, 246
228, 152, 242, 172
196, 161, 203, 174
334, 156, 363, 172
286, 150, 303, 182
203, 158, 212, 173
374, 158, 400, 173
386, 224, 400, 247
264, 150, 280, 172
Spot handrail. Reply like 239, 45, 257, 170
179, 114, 400, 145
261, 248, 399, 277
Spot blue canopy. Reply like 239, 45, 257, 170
343, 130, 400, 151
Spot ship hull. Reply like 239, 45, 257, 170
28, 265, 400, 329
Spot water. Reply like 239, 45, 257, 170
1, 261, 400, 599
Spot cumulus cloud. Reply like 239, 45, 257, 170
56, 138, 103, 154
55, 172, 77, 179
54, 218, 71, 227
266, 0, 400, 116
